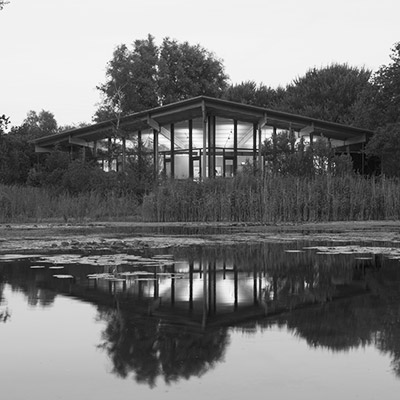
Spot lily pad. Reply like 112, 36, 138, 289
53, 274, 74, 279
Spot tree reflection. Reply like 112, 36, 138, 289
97, 306, 229, 387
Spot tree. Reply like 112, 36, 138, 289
0, 125, 35, 184
364, 43, 400, 174
0, 114, 9, 134
371, 42, 400, 126
365, 122, 400, 176
0, 1, 9, 11
223, 80, 284, 108
279, 64, 373, 126
0, 110, 59, 185
158, 37, 228, 104
95, 34, 229, 121
95, 34, 159, 121
22, 110, 58, 139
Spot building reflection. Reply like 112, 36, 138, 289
1, 243, 400, 384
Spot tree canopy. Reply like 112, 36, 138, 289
22, 110, 58, 139
371, 42, 400, 126
222, 80, 285, 108
278, 63, 373, 126
0, 1, 9, 11
95, 34, 229, 121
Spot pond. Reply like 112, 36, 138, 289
1, 239, 400, 399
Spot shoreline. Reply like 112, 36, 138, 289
1, 220, 400, 255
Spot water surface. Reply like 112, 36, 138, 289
1, 241, 400, 399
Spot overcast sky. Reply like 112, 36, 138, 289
0, 0, 399, 128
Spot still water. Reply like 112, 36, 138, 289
1, 241, 400, 399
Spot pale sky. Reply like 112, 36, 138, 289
0, 0, 399, 128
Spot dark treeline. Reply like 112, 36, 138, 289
1, 37, 400, 222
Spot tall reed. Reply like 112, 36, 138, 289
3, 174, 400, 223
0, 184, 140, 223
142, 174, 400, 223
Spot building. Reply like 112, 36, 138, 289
32, 96, 374, 177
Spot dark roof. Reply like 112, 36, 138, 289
32, 96, 374, 148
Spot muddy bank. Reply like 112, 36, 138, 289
1, 220, 400, 255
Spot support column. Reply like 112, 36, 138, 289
202, 102, 207, 180
253, 123, 257, 170
170, 123, 175, 179
107, 137, 112, 171
233, 119, 238, 175
208, 116, 212, 178
153, 128, 159, 178
93, 141, 98, 159
137, 130, 142, 180
258, 123, 263, 172
189, 119, 193, 179
272, 126, 277, 173
361, 143, 365, 175
222, 148, 226, 177
212, 116, 216, 177
122, 136, 126, 172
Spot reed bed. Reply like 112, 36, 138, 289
2, 174, 400, 223
0, 185, 140, 223
142, 174, 400, 223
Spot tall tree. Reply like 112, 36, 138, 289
22, 110, 58, 139
371, 42, 400, 126
0, 1, 9, 11
364, 43, 400, 175
223, 80, 284, 108
158, 37, 228, 104
95, 35, 229, 121
0, 110, 59, 185
279, 63, 373, 126
95, 34, 159, 121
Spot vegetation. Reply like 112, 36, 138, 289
1, 38, 400, 223
0, 1, 9, 11
95, 34, 229, 121
0, 184, 140, 223
141, 173, 400, 223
